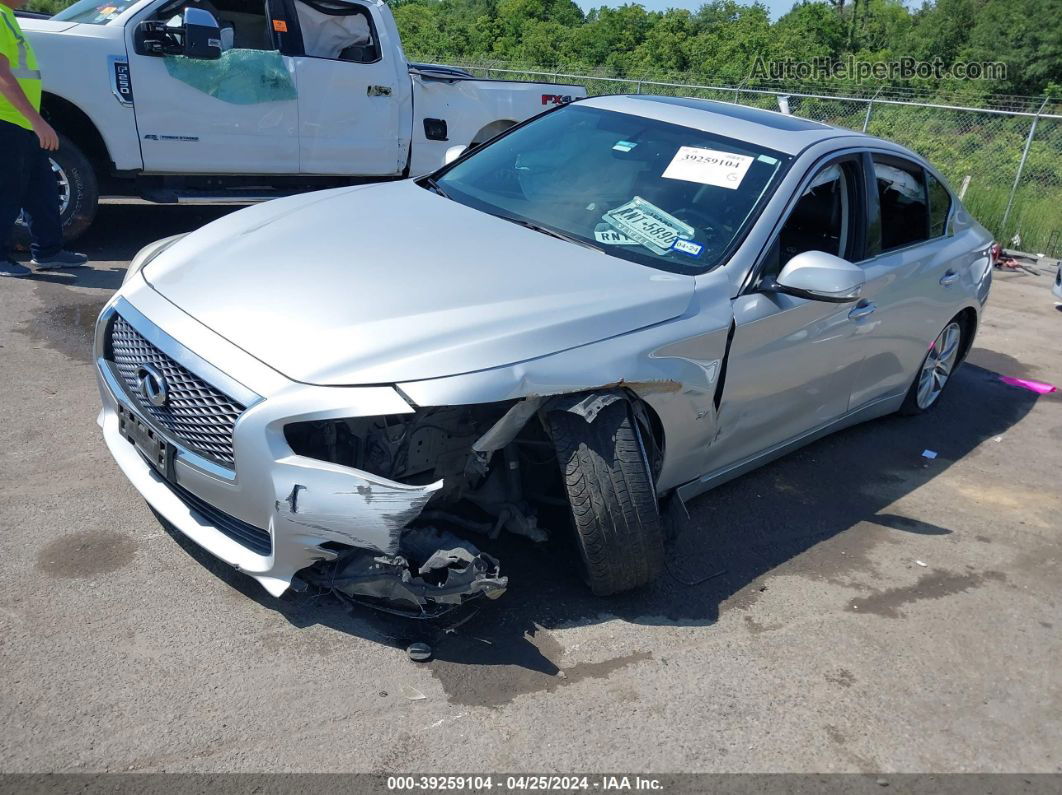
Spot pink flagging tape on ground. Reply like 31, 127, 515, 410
999, 376, 1058, 394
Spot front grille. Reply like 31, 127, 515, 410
169, 479, 272, 555
109, 315, 244, 467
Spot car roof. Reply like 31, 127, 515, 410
579, 94, 865, 156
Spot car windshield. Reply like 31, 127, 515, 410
433, 104, 789, 273
51, 0, 139, 24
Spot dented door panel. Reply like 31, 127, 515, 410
708, 290, 862, 474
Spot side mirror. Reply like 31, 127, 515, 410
443, 145, 467, 165
181, 7, 222, 59
771, 250, 864, 303
134, 7, 221, 59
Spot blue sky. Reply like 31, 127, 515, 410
575, 0, 803, 20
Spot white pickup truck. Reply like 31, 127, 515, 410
18, 0, 584, 239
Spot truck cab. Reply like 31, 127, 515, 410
18, 0, 584, 240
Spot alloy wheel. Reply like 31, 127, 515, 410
916, 321, 962, 409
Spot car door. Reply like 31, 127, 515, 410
846, 153, 967, 409
285, 0, 408, 175
710, 155, 869, 472
127, 0, 300, 174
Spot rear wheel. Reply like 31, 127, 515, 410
548, 400, 665, 595
12, 134, 98, 249
900, 319, 964, 415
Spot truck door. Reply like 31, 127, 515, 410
283, 0, 408, 175
126, 0, 299, 174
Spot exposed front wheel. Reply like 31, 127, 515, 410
12, 134, 98, 248
548, 400, 665, 595
900, 319, 964, 415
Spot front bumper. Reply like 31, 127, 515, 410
95, 283, 443, 597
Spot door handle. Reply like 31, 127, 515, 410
939, 270, 960, 287
848, 302, 876, 320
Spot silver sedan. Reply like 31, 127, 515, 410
94, 95, 994, 615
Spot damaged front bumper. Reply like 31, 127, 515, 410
94, 293, 506, 613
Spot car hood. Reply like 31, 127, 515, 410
144, 181, 695, 386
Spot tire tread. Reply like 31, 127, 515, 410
549, 401, 664, 595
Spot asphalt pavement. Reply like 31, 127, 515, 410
1, 204, 1059, 773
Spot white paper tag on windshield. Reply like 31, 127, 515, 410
662, 146, 754, 189
603, 197, 695, 255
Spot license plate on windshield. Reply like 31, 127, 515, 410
602, 196, 695, 255
118, 404, 173, 481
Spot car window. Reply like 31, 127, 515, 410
759, 160, 855, 284
927, 172, 951, 238
432, 104, 790, 275
874, 157, 929, 251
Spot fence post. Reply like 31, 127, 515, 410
862, 88, 881, 132
1001, 96, 1050, 233
636, 81, 642, 94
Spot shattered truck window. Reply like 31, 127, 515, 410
433, 104, 789, 274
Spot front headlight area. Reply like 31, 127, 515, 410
123, 234, 189, 285
281, 400, 567, 618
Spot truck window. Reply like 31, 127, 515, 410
294, 0, 379, 63
150, 0, 275, 50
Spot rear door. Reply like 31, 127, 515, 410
711, 155, 869, 471
846, 153, 965, 409
127, 0, 300, 174
283, 0, 408, 175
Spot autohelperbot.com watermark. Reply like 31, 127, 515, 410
751, 55, 1007, 82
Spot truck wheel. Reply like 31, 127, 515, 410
11, 134, 98, 249
548, 400, 665, 595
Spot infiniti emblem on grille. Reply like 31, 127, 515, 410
136, 364, 169, 408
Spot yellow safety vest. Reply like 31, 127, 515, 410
0, 4, 41, 131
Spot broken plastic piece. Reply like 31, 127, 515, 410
305, 526, 507, 618
400, 685, 426, 700
999, 376, 1057, 395
274, 471, 442, 555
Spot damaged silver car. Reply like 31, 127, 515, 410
94, 95, 994, 615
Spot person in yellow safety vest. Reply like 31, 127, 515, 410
1, 0, 88, 276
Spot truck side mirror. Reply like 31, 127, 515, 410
181, 7, 222, 60
134, 7, 221, 60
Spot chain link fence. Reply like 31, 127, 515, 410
443, 60, 1062, 256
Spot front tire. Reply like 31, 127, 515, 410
12, 134, 98, 249
548, 400, 665, 595
900, 319, 964, 415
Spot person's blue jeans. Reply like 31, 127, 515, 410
1, 119, 63, 261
